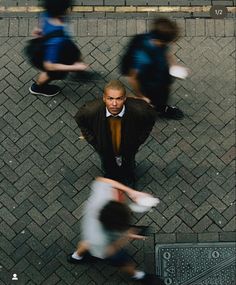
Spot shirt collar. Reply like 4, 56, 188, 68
106, 106, 125, 118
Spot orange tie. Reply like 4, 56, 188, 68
108, 116, 121, 155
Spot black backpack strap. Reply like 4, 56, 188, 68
42, 29, 65, 41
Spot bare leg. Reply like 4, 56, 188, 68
119, 262, 137, 276
119, 262, 147, 282
36, 72, 51, 86
76, 241, 90, 256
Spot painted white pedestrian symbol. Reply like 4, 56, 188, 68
12, 274, 18, 281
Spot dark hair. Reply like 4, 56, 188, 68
151, 18, 179, 43
43, 0, 73, 17
99, 201, 131, 232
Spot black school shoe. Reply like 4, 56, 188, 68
29, 83, 60, 97
159, 105, 184, 120
67, 252, 101, 264
137, 274, 165, 285
67, 254, 83, 264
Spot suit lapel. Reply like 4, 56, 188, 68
100, 107, 114, 156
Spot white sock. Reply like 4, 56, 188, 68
72, 252, 83, 260
133, 271, 145, 280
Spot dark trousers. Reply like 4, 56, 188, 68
141, 75, 173, 112
150, 86, 170, 112
47, 71, 68, 81
100, 154, 136, 184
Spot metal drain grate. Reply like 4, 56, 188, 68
155, 242, 236, 285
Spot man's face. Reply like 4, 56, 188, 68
103, 88, 126, 116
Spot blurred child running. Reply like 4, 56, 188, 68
68, 177, 164, 285
29, 0, 87, 97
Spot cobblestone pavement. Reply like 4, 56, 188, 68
0, 0, 235, 6
0, 1, 236, 19
0, 17, 235, 285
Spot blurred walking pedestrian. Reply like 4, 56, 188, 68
74, 80, 156, 185
121, 18, 185, 120
68, 177, 164, 285
28, 0, 87, 97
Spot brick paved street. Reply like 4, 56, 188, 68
0, 16, 235, 285
0, 1, 236, 18
0, 0, 235, 7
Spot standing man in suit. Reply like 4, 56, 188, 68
74, 80, 156, 184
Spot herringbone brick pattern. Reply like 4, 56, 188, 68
0, 0, 235, 7
0, 19, 235, 284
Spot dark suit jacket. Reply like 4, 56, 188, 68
74, 97, 156, 169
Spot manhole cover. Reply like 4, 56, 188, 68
155, 242, 236, 285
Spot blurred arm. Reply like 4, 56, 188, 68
167, 52, 177, 66
32, 27, 43, 37
127, 48, 152, 103
127, 71, 151, 103
96, 177, 151, 202
43, 61, 88, 72
127, 70, 142, 97
105, 229, 145, 256
105, 234, 129, 256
